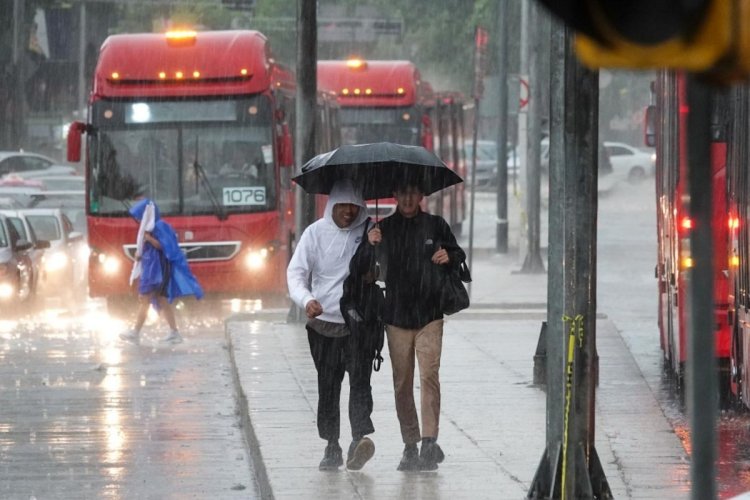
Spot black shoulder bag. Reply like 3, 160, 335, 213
440, 259, 472, 315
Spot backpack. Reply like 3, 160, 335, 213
340, 218, 386, 371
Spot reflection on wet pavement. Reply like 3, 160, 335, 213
0, 299, 258, 499
654, 370, 750, 499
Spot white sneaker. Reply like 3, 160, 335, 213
119, 329, 140, 343
161, 330, 183, 344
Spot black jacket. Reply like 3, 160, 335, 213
358, 210, 465, 329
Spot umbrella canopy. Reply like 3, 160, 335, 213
294, 142, 463, 199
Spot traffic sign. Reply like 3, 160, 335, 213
519, 78, 529, 109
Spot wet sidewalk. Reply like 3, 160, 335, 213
226, 250, 689, 499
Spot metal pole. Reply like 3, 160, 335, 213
528, 19, 610, 500
77, 2, 87, 116
547, 13, 566, 485
686, 74, 717, 500
289, 0, 317, 323
11, 0, 26, 148
521, 0, 545, 273
295, 0, 317, 233
495, 0, 509, 254
517, 0, 529, 262
468, 96, 480, 298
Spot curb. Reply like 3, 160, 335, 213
225, 321, 275, 500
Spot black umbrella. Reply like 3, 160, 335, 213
294, 142, 463, 199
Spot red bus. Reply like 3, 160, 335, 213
66, 30, 338, 309
317, 59, 465, 231
725, 84, 750, 407
648, 71, 731, 403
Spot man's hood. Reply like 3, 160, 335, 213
323, 179, 368, 231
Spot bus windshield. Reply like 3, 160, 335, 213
340, 106, 421, 146
88, 96, 275, 217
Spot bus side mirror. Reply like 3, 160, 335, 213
278, 123, 294, 167
67, 121, 87, 162
644, 105, 656, 148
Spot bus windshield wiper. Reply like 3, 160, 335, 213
192, 141, 227, 221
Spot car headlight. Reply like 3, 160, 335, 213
0, 282, 13, 299
44, 251, 69, 272
78, 245, 91, 262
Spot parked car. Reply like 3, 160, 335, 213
36, 175, 85, 191
603, 141, 655, 184
0, 151, 76, 179
0, 214, 38, 306
20, 208, 87, 298
540, 138, 617, 195
464, 140, 520, 190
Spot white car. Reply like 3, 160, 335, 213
603, 141, 655, 184
0, 151, 76, 179
36, 176, 85, 191
0, 210, 50, 300
18, 208, 87, 298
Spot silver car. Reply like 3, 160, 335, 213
0, 151, 76, 179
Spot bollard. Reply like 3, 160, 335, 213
533, 321, 547, 386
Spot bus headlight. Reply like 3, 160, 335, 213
98, 253, 121, 275
45, 251, 69, 272
245, 248, 269, 270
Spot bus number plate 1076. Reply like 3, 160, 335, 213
222, 187, 266, 206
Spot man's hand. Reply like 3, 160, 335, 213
368, 226, 382, 245
305, 299, 323, 318
431, 246, 450, 265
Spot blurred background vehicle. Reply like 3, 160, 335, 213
36, 175, 85, 192
1, 210, 50, 302
603, 141, 656, 184
0, 213, 37, 306
0, 187, 43, 208
20, 208, 87, 299
0, 175, 45, 189
28, 191, 87, 237
0, 151, 76, 178
464, 139, 520, 190
540, 138, 616, 196
0, 197, 27, 210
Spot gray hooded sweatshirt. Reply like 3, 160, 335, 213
286, 179, 369, 324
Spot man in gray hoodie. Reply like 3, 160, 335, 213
287, 179, 376, 471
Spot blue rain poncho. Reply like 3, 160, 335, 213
129, 199, 204, 303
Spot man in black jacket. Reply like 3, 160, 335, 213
364, 180, 465, 471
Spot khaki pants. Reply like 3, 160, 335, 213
386, 319, 443, 444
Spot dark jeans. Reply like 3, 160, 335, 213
307, 326, 375, 442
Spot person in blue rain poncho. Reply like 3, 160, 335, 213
120, 198, 204, 344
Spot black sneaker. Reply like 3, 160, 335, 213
346, 436, 375, 470
420, 438, 445, 470
319, 442, 343, 471
397, 443, 420, 471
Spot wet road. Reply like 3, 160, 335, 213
0, 300, 259, 499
